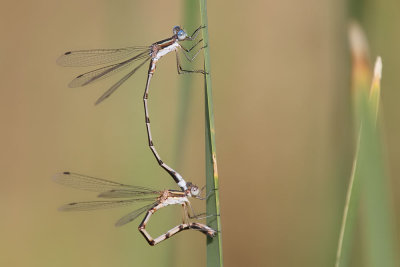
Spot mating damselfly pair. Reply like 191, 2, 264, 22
55, 26, 217, 245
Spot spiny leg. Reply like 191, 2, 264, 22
182, 203, 189, 224
185, 200, 217, 220
175, 51, 206, 75
185, 200, 204, 219
187, 25, 206, 41
182, 45, 207, 63
180, 38, 204, 53
186, 204, 219, 234
205, 187, 218, 200
180, 42, 207, 63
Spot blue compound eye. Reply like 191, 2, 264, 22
173, 26, 181, 35
177, 30, 187, 40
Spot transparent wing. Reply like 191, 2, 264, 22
98, 187, 159, 198
94, 57, 151, 105
67, 51, 150, 88
56, 46, 150, 67
53, 172, 159, 196
58, 198, 156, 212
115, 203, 156, 227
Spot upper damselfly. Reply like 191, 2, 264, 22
57, 26, 206, 190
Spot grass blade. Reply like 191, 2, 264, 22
335, 22, 372, 267
199, 1, 223, 266
360, 59, 399, 267
335, 22, 399, 267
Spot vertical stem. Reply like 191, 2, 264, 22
199, 1, 224, 266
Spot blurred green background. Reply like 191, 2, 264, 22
1, 0, 399, 266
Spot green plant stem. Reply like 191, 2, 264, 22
336, 28, 399, 265
199, 0, 223, 266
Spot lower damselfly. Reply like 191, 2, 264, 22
57, 25, 206, 192
54, 172, 216, 246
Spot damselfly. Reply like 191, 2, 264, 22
57, 26, 206, 191
54, 172, 216, 246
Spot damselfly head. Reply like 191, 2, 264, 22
187, 183, 200, 197
172, 26, 187, 41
